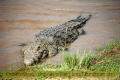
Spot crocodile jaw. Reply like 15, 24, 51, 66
24, 52, 35, 66
24, 59, 34, 66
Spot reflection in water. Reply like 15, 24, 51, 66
0, 0, 120, 70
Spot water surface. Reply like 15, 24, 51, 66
0, 0, 120, 70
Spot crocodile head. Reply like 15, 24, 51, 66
22, 36, 60, 65
22, 42, 48, 66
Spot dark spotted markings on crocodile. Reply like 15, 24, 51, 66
22, 13, 92, 66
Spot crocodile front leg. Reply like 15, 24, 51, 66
47, 42, 58, 57
78, 29, 86, 35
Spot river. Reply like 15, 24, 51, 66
0, 0, 120, 70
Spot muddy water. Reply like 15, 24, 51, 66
0, 0, 120, 71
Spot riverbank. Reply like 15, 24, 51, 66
1, 41, 120, 80
0, 0, 120, 70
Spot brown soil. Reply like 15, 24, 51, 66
90, 47, 120, 67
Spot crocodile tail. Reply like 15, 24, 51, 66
77, 13, 91, 21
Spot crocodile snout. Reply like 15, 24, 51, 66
24, 59, 34, 66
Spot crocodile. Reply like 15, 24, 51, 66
22, 13, 91, 66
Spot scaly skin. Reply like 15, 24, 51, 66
22, 13, 91, 66
22, 36, 65, 65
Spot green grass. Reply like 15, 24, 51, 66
88, 41, 120, 74
20, 41, 120, 74
95, 45, 103, 52
89, 56, 120, 74
28, 51, 80, 71
105, 41, 120, 53
37, 78, 45, 80
1, 41, 120, 80
61, 51, 80, 70
80, 50, 93, 69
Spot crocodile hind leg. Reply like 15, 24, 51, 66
64, 29, 79, 43
48, 47, 58, 57
78, 29, 86, 35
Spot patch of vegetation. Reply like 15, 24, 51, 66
37, 78, 45, 80
24, 51, 80, 71
82, 41, 120, 74
89, 47, 120, 74
19, 41, 120, 74
1, 41, 120, 80
80, 50, 93, 69
61, 51, 80, 70
105, 41, 120, 53
95, 45, 103, 52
